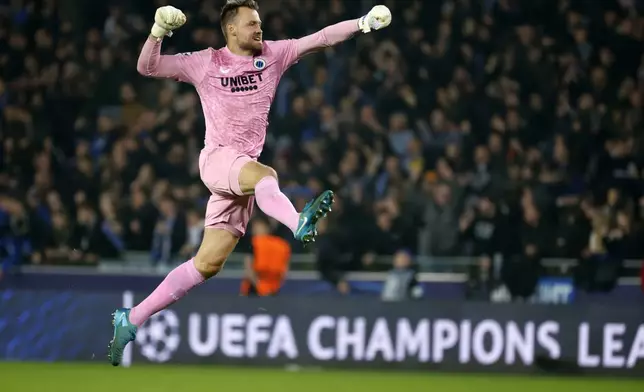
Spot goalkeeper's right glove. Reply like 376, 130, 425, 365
358, 5, 392, 33
151, 5, 186, 39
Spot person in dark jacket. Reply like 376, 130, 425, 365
381, 249, 423, 301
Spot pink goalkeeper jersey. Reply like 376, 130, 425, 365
137, 20, 360, 158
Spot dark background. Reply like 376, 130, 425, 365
1, 0, 644, 295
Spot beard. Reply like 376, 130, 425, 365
240, 37, 263, 53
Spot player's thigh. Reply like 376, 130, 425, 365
238, 160, 277, 195
200, 146, 252, 197
193, 227, 239, 275
195, 193, 253, 277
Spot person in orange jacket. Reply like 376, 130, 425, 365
241, 215, 291, 296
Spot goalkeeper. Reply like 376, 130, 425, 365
108, 0, 391, 366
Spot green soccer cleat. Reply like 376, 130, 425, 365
107, 308, 138, 367
294, 190, 335, 244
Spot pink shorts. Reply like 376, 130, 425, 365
199, 146, 254, 237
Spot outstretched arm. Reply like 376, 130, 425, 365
136, 37, 209, 84
136, 5, 208, 85
294, 19, 361, 58
275, 5, 391, 68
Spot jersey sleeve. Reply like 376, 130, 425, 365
137, 37, 211, 85
267, 19, 360, 73
266, 39, 300, 74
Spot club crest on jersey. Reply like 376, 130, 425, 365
253, 58, 266, 70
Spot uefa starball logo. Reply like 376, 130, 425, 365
135, 310, 181, 363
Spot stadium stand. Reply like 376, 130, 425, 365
1, 0, 643, 293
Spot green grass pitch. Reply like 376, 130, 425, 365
1, 362, 642, 392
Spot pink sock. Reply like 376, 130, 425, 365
254, 176, 299, 233
129, 258, 205, 326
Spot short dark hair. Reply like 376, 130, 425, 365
220, 0, 259, 39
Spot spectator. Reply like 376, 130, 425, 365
241, 216, 290, 297
554, 207, 592, 259
460, 196, 507, 295
69, 203, 117, 264
520, 205, 551, 259
122, 186, 158, 251
418, 182, 460, 257
315, 217, 350, 295
576, 209, 623, 293
0, 195, 31, 273
501, 251, 541, 302
151, 196, 186, 266
460, 197, 505, 259
44, 211, 72, 264
179, 209, 204, 260
381, 249, 423, 302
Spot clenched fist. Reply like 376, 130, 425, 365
151, 6, 187, 39
358, 5, 392, 33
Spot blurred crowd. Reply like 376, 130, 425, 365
1, 0, 644, 291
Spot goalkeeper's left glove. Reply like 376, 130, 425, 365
358, 5, 392, 33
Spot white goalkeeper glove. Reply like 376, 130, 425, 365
151, 5, 187, 39
358, 5, 392, 33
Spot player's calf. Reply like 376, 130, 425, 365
193, 250, 227, 278
238, 161, 335, 243
239, 161, 303, 233
107, 228, 239, 366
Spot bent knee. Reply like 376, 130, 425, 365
239, 162, 278, 195
194, 252, 227, 278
